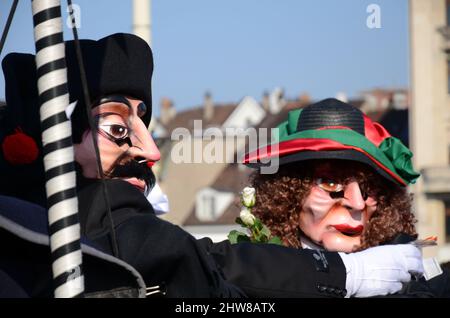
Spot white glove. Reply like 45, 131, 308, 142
339, 244, 424, 298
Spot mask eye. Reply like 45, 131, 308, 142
316, 178, 344, 193
99, 124, 130, 140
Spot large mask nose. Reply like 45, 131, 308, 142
127, 119, 161, 163
341, 181, 366, 212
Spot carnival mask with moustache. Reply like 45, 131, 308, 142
106, 159, 156, 195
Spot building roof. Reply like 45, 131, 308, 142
183, 163, 253, 225
163, 103, 237, 133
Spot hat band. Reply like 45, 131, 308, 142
244, 137, 406, 185
245, 129, 420, 185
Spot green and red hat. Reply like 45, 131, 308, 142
243, 98, 420, 186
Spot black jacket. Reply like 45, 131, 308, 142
76, 179, 347, 298
0, 195, 148, 297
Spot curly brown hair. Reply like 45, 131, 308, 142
250, 159, 417, 251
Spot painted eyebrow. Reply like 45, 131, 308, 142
94, 95, 132, 108
93, 95, 133, 120
93, 105, 130, 120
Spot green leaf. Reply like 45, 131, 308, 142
253, 231, 261, 242
253, 230, 268, 243
268, 236, 283, 245
228, 230, 250, 244
260, 225, 271, 238
253, 218, 263, 231
228, 230, 243, 243
235, 217, 246, 228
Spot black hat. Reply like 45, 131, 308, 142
0, 33, 154, 204
2, 33, 154, 140
243, 98, 420, 186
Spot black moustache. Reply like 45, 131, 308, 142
108, 160, 155, 191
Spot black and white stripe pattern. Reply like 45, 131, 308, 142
31, 0, 84, 298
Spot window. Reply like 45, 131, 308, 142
196, 192, 217, 222
196, 188, 234, 222
202, 194, 216, 220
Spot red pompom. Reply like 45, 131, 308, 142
1, 128, 39, 165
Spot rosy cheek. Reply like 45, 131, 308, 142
97, 135, 123, 171
302, 187, 336, 222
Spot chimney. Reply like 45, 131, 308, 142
203, 91, 214, 121
298, 92, 311, 106
262, 91, 270, 111
160, 97, 175, 125
269, 87, 286, 114
133, 0, 152, 46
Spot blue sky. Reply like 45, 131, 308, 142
0, 0, 409, 116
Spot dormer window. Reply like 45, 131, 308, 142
195, 188, 234, 222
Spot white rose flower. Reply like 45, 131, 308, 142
240, 207, 256, 226
241, 187, 256, 208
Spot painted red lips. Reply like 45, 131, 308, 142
146, 161, 155, 168
333, 224, 364, 236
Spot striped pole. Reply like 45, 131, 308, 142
31, 0, 84, 297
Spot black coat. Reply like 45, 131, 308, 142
77, 179, 347, 298
0, 195, 148, 297
3, 179, 448, 298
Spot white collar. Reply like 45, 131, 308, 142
300, 235, 325, 250
146, 183, 170, 215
